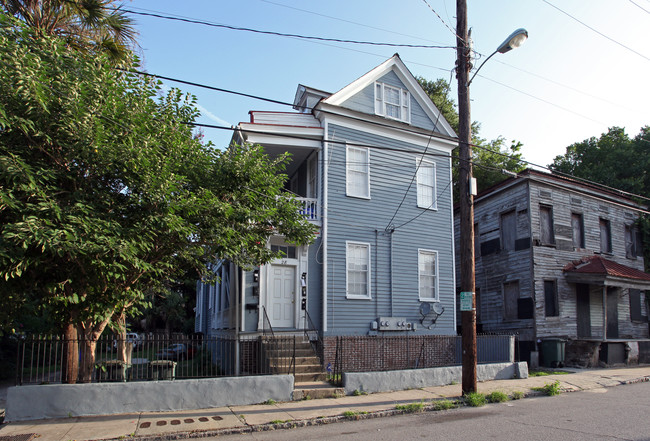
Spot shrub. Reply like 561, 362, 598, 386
464, 392, 486, 407
433, 399, 459, 411
511, 391, 525, 400
487, 391, 509, 403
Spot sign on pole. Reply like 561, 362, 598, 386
460, 291, 474, 311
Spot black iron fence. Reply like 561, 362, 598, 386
15, 333, 297, 385
329, 333, 516, 386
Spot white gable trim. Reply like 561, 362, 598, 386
323, 55, 456, 138
316, 105, 457, 153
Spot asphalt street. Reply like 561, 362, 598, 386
208, 381, 650, 441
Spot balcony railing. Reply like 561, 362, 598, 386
297, 197, 319, 224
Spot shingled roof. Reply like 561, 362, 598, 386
563, 255, 650, 282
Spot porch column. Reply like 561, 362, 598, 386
602, 286, 607, 341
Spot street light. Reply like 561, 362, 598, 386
468, 28, 528, 85
456, 3, 528, 395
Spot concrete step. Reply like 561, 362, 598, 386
294, 372, 328, 382
270, 363, 322, 374
267, 356, 320, 365
293, 381, 344, 400
265, 348, 316, 357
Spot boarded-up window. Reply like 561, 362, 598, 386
544, 280, 558, 317
629, 289, 648, 322
571, 213, 585, 248
600, 218, 612, 253
540, 205, 555, 245
503, 281, 520, 320
625, 225, 643, 258
501, 210, 516, 251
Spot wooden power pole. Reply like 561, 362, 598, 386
456, 0, 477, 395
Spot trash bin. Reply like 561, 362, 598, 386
148, 360, 177, 380
96, 360, 131, 382
540, 339, 566, 368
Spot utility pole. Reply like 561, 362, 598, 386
456, 0, 477, 395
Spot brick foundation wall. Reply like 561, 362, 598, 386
323, 335, 456, 372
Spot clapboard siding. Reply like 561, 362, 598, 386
462, 171, 649, 348
339, 71, 438, 132
325, 123, 455, 336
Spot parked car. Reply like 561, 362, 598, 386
113, 332, 142, 350
156, 343, 195, 360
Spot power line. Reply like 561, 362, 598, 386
541, 0, 650, 63
420, 0, 463, 42
628, 0, 650, 14
122, 69, 650, 204
259, 0, 447, 45
121, 8, 457, 50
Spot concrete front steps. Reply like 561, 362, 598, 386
293, 381, 345, 400
265, 338, 343, 399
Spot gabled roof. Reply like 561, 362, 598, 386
322, 54, 456, 138
564, 255, 650, 282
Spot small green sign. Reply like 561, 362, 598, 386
460, 291, 474, 311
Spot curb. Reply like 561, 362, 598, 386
48, 374, 650, 441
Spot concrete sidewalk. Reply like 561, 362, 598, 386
1, 366, 649, 441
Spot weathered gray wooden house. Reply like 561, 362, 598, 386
196, 55, 462, 381
455, 169, 650, 367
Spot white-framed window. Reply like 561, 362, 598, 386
346, 241, 371, 299
346, 145, 370, 199
416, 158, 437, 209
418, 249, 438, 302
375, 82, 410, 123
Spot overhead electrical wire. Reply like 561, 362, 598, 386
420, 0, 464, 42
629, 0, 650, 13
541, 0, 650, 63
121, 8, 457, 49
118, 69, 650, 205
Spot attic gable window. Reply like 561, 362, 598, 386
375, 82, 410, 123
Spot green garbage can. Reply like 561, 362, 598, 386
540, 339, 566, 368
148, 360, 177, 380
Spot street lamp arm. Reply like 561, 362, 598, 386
467, 49, 497, 86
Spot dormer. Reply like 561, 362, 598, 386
293, 84, 331, 113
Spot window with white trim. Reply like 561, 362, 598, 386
375, 82, 410, 123
346, 242, 371, 299
416, 158, 437, 209
346, 146, 370, 199
418, 249, 438, 301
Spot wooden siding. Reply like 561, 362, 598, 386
339, 71, 438, 132
455, 180, 534, 339
325, 123, 455, 336
249, 111, 320, 127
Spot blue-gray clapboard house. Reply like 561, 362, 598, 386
195, 54, 458, 371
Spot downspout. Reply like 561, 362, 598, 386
322, 124, 329, 333
389, 228, 394, 316
603, 286, 607, 341
375, 229, 379, 319
233, 263, 240, 376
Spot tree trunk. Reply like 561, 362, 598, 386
114, 311, 128, 363
61, 323, 79, 384
77, 319, 110, 383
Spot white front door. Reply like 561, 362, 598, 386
270, 265, 295, 328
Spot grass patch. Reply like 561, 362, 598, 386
529, 369, 571, 377
533, 380, 561, 396
352, 389, 367, 396
432, 399, 459, 411
511, 390, 525, 400
464, 392, 486, 407
343, 411, 359, 418
270, 419, 290, 424
487, 391, 509, 403
395, 402, 425, 413
262, 399, 276, 405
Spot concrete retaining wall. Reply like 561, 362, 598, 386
6, 375, 293, 422
343, 362, 528, 394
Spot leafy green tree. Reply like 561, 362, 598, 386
417, 76, 525, 196
550, 126, 650, 269
0, 16, 316, 381
1, 0, 137, 60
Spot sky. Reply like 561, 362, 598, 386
126, 0, 650, 169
